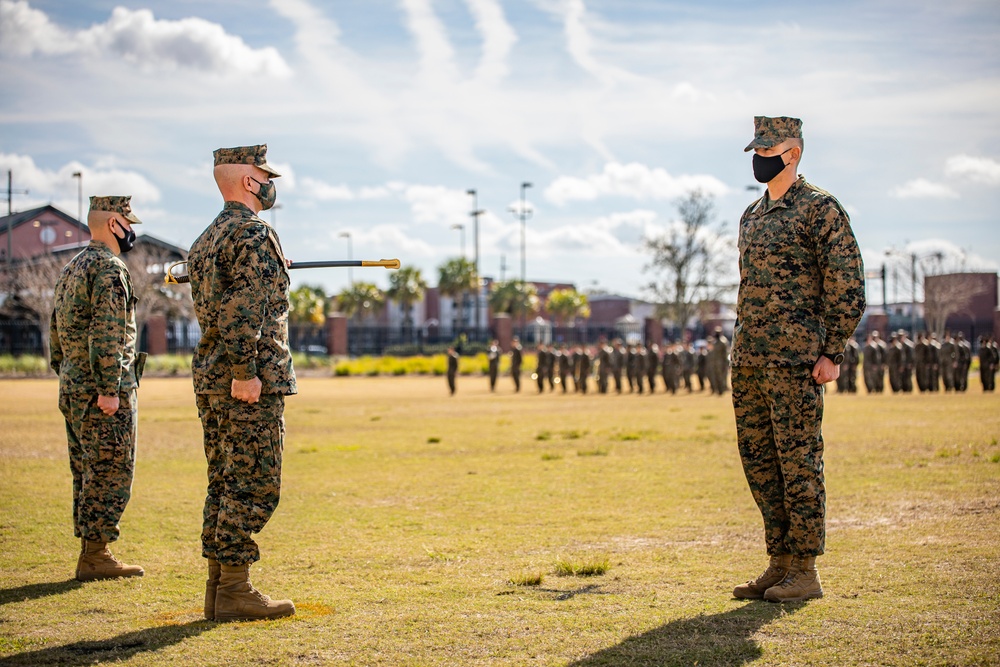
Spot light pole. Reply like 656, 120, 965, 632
450, 223, 465, 258
513, 182, 532, 286
339, 231, 353, 288
467, 189, 483, 336
72, 171, 82, 245
270, 203, 283, 227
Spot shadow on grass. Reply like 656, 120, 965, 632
569, 602, 793, 667
0, 621, 213, 667
0, 579, 82, 606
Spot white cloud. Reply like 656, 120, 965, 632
558, 0, 641, 86
545, 162, 730, 206
0, 1, 291, 77
301, 177, 354, 201
0, 153, 161, 217
888, 178, 959, 200
402, 185, 471, 225
465, 0, 517, 84
0, 0, 72, 55
944, 154, 1000, 186
400, 0, 458, 84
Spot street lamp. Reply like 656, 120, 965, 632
339, 231, 353, 288
510, 182, 532, 286
467, 189, 483, 335
270, 203, 283, 227
72, 171, 83, 245
450, 223, 465, 258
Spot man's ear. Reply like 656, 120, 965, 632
107, 215, 122, 237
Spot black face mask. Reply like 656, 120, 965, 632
113, 220, 136, 253
752, 148, 793, 184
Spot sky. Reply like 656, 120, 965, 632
1, 0, 999, 305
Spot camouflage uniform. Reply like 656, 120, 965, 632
510, 340, 522, 392
189, 146, 296, 567
610, 341, 624, 393
732, 117, 866, 558
50, 196, 145, 544
487, 341, 500, 391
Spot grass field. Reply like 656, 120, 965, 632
1, 375, 998, 666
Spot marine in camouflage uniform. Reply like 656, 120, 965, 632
510, 337, 523, 392
50, 196, 146, 582
731, 117, 866, 603
487, 339, 500, 391
188, 144, 296, 621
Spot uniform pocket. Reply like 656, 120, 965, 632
228, 395, 284, 477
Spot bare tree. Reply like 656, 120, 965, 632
8, 253, 68, 363
122, 243, 192, 337
642, 190, 735, 331
924, 273, 978, 337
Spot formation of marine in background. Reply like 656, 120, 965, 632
469, 328, 733, 397
451, 327, 1000, 396
842, 330, 999, 394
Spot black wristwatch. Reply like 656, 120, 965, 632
822, 352, 845, 365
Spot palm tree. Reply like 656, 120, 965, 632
337, 282, 385, 322
488, 280, 539, 319
545, 288, 591, 326
289, 285, 328, 326
437, 257, 478, 332
386, 266, 428, 328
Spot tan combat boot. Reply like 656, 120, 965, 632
75, 540, 145, 581
204, 559, 221, 620
764, 555, 823, 602
214, 563, 295, 622
733, 554, 792, 599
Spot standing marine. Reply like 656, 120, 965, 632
50, 195, 146, 582
730, 116, 865, 603
188, 144, 296, 621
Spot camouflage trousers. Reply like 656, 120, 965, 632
60, 389, 137, 543
197, 393, 285, 566
731, 366, 826, 557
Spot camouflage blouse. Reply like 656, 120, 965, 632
732, 176, 866, 367
50, 241, 138, 395
188, 201, 296, 395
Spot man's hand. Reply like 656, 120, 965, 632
231, 377, 262, 403
811, 356, 840, 385
97, 394, 120, 416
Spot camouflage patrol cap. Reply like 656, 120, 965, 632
743, 116, 803, 152
89, 195, 142, 224
213, 144, 281, 177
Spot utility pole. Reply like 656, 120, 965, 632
72, 171, 83, 246
5, 170, 29, 268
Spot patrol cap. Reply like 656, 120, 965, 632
89, 195, 142, 224
213, 144, 281, 177
744, 116, 803, 152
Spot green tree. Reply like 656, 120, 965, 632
289, 285, 327, 325
337, 282, 386, 322
545, 288, 591, 326
488, 280, 539, 318
387, 266, 428, 326
437, 257, 478, 330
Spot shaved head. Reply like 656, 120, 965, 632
214, 163, 268, 212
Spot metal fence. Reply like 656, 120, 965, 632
0, 320, 42, 356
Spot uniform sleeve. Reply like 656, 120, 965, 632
814, 201, 867, 356
219, 224, 283, 381
89, 268, 130, 395
49, 307, 63, 374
